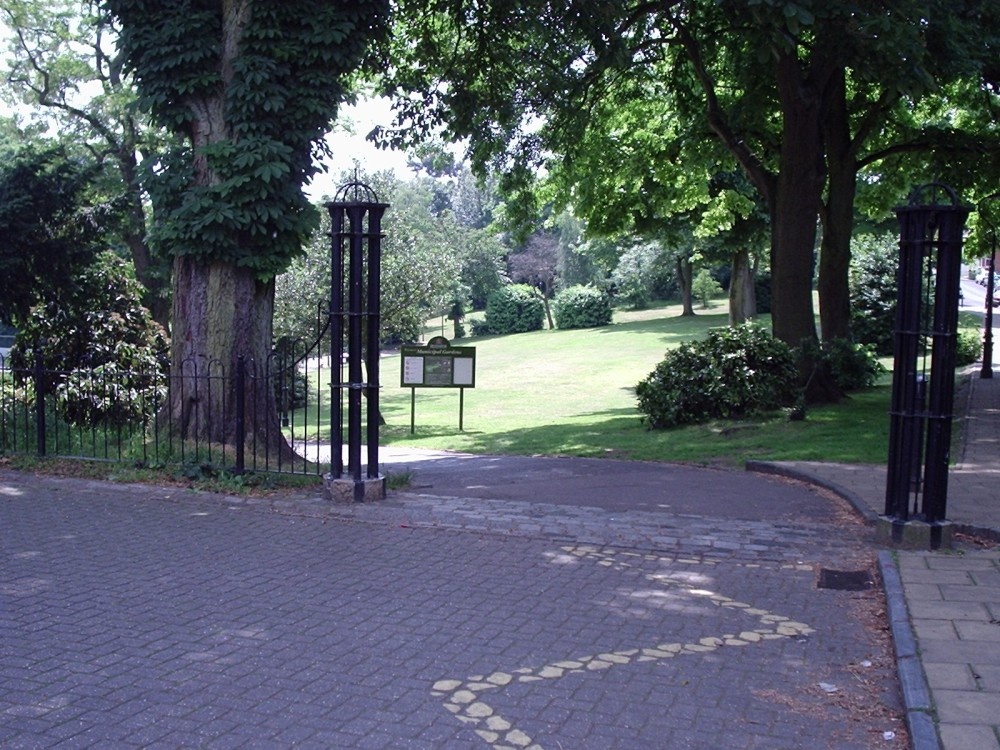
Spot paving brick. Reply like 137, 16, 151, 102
1, 469, 903, 749
938, 724, 1000, 750
908, 600, 992, 620
924, 662, 979, 690
925, 556, 998, 571
953, 621, 1000, 641
902, 569, 977, 585
920, 639, 1000, 665
913, 618, 960, 640
904, 582, 945, 600
934, 689, 1000, 723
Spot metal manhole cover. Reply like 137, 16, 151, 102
817, 568, 873, 591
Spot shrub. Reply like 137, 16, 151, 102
635, 323, 798, 428
11, 251, 168, 426
478, 284, 545, 335
811, 338, 886, 392
469, 317, 494, 336
553, 285, 613, 330
849, 235, 897, 354
955, 330, 981, 367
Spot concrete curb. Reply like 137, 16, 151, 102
878, 550, 941, 750
745, 460, 880, 524
746, 460, 1000, 543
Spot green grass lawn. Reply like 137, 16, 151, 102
355, 299, 895, 467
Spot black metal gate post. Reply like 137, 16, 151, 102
979, 193, 999, 380
33, 343, 46, 457
365, 202, 385, 478
884, 183, 970, 546
329, 200, 345, 477
326, 181, 389, 502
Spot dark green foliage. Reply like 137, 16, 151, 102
553, 286, 612, 330
0, 145, 102, 324
635, 324, 798, 428
955, 330, 981, 367
849, 235, 898, 355
105, 0, 390, 277
754, 273, 772, 315
474, 284, 545, 335
813, 339, 886, 392
271, 338, 311, 411
11, 252, 169, 426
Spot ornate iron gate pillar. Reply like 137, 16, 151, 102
884, 183, 970, 546
326, 181, 389, 502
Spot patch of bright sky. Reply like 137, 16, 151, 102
306, 95, 413, 201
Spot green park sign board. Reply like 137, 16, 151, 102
400, 336, 476, 388
399, 336, 476, 432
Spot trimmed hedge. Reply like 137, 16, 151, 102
553, 285, 612, 329
472, 284, 544, 336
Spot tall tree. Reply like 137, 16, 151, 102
2, 0, 172, 326
0, 144, 102, 324
104, 0, 389, 446
509, 231, 559, 328
380, 0, 998, 360
809, 1, 1000, 341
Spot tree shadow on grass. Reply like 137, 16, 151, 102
596, 312, 732, 337
381, 406, 653, 459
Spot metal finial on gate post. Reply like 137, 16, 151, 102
324, 178, 389, 504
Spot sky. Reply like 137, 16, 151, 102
305, 96, 413, 200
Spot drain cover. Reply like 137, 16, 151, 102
817, 568, 872, 591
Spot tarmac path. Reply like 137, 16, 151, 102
1, 464, 907, 749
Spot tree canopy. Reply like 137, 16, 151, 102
1, 0, 173, 324
379, 0, 1000, 354
106, 0, 391, 278
0, 144, 103, 325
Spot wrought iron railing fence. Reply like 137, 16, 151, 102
0, 345, 338, 477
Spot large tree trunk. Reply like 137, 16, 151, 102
169, 255, 287, 454
770, 52, 824, 349
818, 68, 855, 343
772, 51, 843, 404
729, 248, 757, 325
165, 1, 288, 454
677, 256, 695, 316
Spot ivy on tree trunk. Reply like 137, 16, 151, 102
105, 0, 389, 446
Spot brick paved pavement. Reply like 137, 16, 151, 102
1, 469, 905, 749
759, 367, 1000, 750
